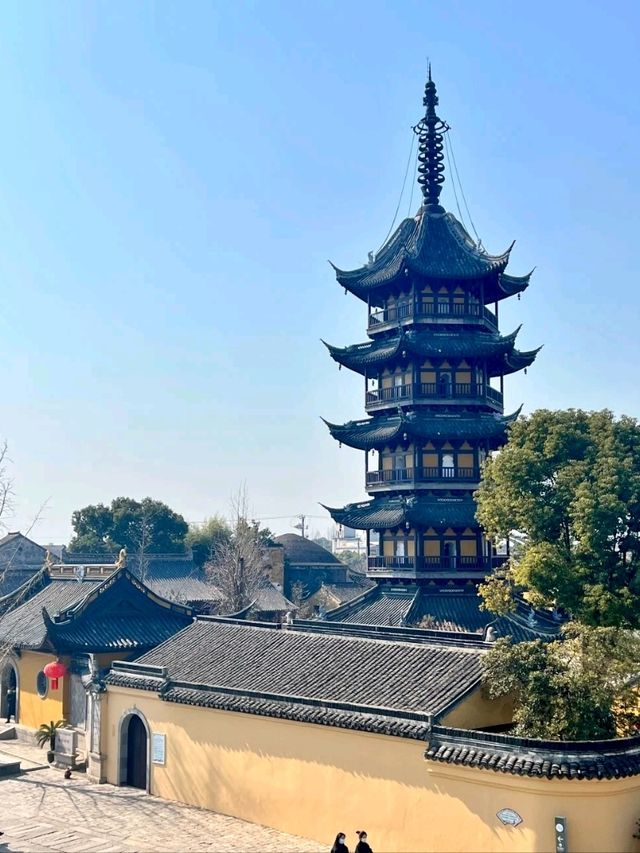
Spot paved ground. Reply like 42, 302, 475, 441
0, 742, 323, 853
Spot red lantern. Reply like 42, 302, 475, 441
43, 659, 67, 690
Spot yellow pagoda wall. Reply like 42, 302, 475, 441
103, 685, 640, 853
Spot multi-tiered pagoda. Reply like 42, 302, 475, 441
324, 72, 540, 588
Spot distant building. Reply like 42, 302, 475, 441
271, 533, 351, 598
331, 524, 367, 556
0, 532, 47, 596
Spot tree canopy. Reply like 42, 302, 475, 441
476, 409, 640, 628
68, 497, 189, 554
483, 625, 640, 740
185, 516, 232, 568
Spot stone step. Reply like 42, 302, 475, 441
0, 758, 21, 777
0, 724, 17, 740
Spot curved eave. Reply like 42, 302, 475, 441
323, 497, 479, 531
496, 346, 542, 377
333, 212, 516, 300
324, 410, 521, 451
327, 328, 521, 376
486, 346, 541, 378
487, 269, 534, 303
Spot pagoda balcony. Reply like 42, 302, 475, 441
366, 555, 508, 575
366, 466, 480, 490
365, 382, 503, 411
367, 299, 497, 333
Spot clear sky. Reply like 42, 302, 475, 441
1, 0, 639, 543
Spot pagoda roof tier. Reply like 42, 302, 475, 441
324, 328, 540, 378
331, 209, 518, 301
324, 495, 479, 531
323, 409, 520, 451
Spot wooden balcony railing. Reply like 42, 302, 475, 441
367, 555, 508, 572
366, 467, 480, 487
365, 382, 503, 409
368, 299, 497, 331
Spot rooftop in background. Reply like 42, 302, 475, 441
274, 534, 343, 566
324, 584, 562, 643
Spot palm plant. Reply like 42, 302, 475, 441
36, 719, 67, 756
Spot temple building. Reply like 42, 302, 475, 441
323, 71, 540, 588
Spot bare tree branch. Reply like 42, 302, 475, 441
204, 486, 269, 612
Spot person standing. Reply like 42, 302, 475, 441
330, 832, 349, 853
355, 830, 373, 853
5, 687, 15, 724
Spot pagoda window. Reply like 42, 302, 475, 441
442, 453, 455, 478
443, 540, 457, 568
438, 372, 452, 395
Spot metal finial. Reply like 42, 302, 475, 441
413, 70, 449, 211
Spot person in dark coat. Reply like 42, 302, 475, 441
355, 830, 373, 853
330, 832, 348, 853
5, 687, 16, 724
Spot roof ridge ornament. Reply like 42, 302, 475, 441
413, 66, 449, 212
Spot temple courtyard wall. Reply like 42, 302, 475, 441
103, 685, 640, 853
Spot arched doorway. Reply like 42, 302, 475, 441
0, 661, 18, 724
118, 711, 149, 791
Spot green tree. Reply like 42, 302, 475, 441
483, 625, 640, 740
68, 497, 188, 554
339, 549, 367, 574
476, 409, 640, 628
185, 516, 232, 568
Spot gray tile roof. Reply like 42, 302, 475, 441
131, 618, 485, 717
60, 551, 221, 606
325, 495, 479, 530
253, 579, 295, 613
326, 585, 562, 643
324, 328, 532, 377
426, 725, 640, 780
0, 568, 193, 652
333, 211, 512, 297
336, 588, 418, 626
324, 409, 519, 451
0, 577, 102, 648
275, 534, 342, 566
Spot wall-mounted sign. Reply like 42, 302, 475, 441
555, 816, 567, 853
151, 732, 166, 765
497, 808, 523, 827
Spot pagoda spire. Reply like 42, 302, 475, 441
415, 65, 448, 211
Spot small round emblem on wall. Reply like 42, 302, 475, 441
497, 809, 523, 827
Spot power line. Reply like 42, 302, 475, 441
375, 130, 416, 255
447, 131, 482, 244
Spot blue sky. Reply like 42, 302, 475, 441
1, 0, 639, 542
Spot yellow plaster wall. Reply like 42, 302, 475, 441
18, 651, 66, 729
442, 688, 514, 730
103, 686, 640, 853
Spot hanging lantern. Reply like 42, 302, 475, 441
43, 659, 67, 690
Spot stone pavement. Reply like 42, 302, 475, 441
0, 743, 323, 853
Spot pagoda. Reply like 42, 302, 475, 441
323, 71, 540, 585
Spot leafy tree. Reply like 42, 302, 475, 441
476, 409, 640, 628
185, 516, 232, 568
483, 625, 640, 740
339, 549, 367, 574
68, 497, 188, 554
